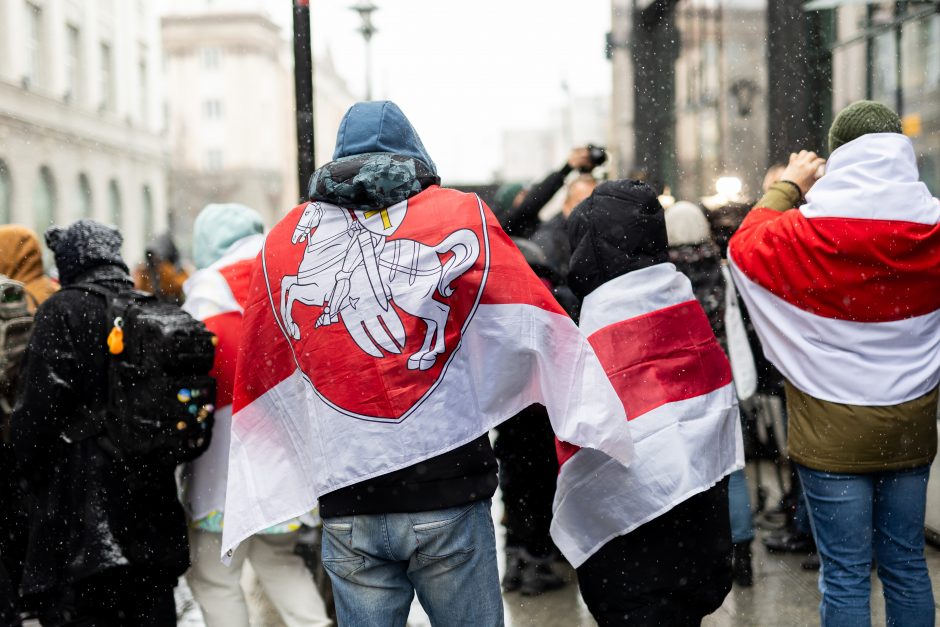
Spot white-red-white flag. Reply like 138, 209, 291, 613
182, 234, 263, 521
220, 186, 634, 557
551, 263, 743, 567
729, 133, 940, 407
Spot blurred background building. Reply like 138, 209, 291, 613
499, 95, 609, 182
609, 0, 940, 200
161, 0, 355, 253
0, 0, 168, 260
826, 0, 939, 193
674, 0, 768, 201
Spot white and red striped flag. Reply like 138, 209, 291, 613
220, 186, 635, 557
182, 234, 264, 522
550, 263, 744, 567
729, 133, 940, 407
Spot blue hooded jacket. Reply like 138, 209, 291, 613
309, 101, 440, 209
332, 101, 437, 175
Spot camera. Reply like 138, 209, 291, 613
582, 144, 607, 172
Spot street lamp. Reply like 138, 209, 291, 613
351, 1, 377, 101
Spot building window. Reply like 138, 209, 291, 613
202, 47, 221, 69
139, 50, 149, 125
204, 99, 222, 119
100, 42, 114, 112
108, 179, 121, 228
65, 24, 82, 103
0, 161, 11, 224
206, 150, 223, 171
142, 185, 154, 240
33, 166, 56, 233
78, 173, 93, 218
25, 3, 43, 89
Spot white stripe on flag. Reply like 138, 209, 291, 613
551, 383, 743, 567
221, 303, 634, 558
579, 263, 694, 337
800, 134, 940, 226
729, 258, 940, 406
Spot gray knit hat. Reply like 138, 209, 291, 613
45, 219, 127, 285
828, 100, 902, 153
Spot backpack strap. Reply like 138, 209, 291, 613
58, 282, 121, 450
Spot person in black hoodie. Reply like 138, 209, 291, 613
566, 181, 733, 627
11, 220, 188, 626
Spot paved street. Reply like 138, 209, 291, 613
234, 460, 940, 626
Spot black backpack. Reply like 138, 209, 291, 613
68, 283, 217, 465
0, 276, 33, 433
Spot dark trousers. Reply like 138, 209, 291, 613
577, 478, 733, 627
33, 568, 176, 627
493, 405, 558, 557
0, 445, 27, 627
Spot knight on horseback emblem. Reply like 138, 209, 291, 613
280, 200, 481, 371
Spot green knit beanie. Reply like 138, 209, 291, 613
828, 100, 902, 153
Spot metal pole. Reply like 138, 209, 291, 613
293, 0, 316, 200
352, 3, 378, 101
365, 38, 373, 101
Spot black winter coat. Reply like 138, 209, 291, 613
11, 266, 188, 596
668, 243, 726, 347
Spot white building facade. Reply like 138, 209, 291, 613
161, 0, 355, 249
0, 0, 168, 261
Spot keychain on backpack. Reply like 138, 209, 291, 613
107, 317, 124, 355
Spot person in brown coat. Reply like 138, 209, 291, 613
0, 226, 58, 311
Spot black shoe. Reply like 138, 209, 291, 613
502, 547, 524, 592
732, 542, 754, 587
762, 530, 816, 554
801, 552, 820, 570
519, 551, 566, 597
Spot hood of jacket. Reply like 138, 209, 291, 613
192, 203, 265, 270
333, 101, 436, 173
566, 179, 668, 301
0, 225, 59, 310
802, 133, 939, 224
309, 101, 440, 210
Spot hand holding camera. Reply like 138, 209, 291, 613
567, 145, 607, 173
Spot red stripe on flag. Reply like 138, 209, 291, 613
556, 300, 731, 468
203, 311, 242, 408
232, 260, 299, 413
219, 258, 257, 310
589, 300, 732, 420
730, 208, 940, 322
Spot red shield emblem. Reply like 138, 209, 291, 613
264, 187, 490, 421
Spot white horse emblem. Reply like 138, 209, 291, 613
280, 201, 480, 371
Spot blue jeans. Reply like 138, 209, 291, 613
797, 464, 935, 627
320, 499, 504, 626
728, 468, 755, 544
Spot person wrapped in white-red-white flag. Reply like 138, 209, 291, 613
181, 203, 332, 626
182, 205, 265, 525
554, 180, 743, 625
728, 104, 940, 625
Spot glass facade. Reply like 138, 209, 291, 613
830, 4, 940, 194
